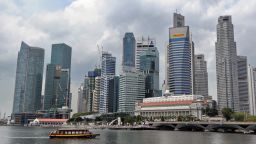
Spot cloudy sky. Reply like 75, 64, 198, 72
0, 0, 256, 116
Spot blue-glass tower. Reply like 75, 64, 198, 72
123, 32, 136, 68
13, 42, 44, 113
44, 43, 72, 110
167, 13, 194, 95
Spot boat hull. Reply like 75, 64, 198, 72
49, 134, 99, 139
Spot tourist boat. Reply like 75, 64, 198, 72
49, 129, 100, 138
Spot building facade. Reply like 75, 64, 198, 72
248, 65, 256, 115
167, 13, 194, 95
237, 56, 249, 113
135, 95, 204, 120
92, 76, 101, 112
44, 43, 72, 111
215, 16, 239, 111
13, 42, 44, 113
194, 54, 208, 97
99, 52, 116, 113
119, 70, 145, 113
108, 76, 120, 112
123, 32, 136, 68
140, 46, 160, 98
77, 84, 84, 113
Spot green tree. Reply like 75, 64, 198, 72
221, 108, 233, 121
233, 112, 246, 121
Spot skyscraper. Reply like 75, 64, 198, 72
13, 42, 44, 113
136, 37, 156, 71
237, 56, 249, 113
99, 52, 116, 113
92, 76, 101, 112
86, 68, 101, 112
77, 84, 84, 113
167, 13, 194, 95
140, 46, 160, 98
44, 43, 72, 110
215, 16, 239, 111
119, 70, 145, 113
123, 32, 136, 68
248, 65, 256, 115
194, 54, 208, 97
108, 76, 119, 112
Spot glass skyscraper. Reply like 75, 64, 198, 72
99, 52, 116, 113
167, 13, 194, 95
123, 32, 136, 68
140, 46, 160, 98
13, 42, 44, 113
44, 43, 72, 110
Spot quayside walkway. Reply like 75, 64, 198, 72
149, 121, 256, 133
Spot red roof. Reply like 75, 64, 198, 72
140, 100, 193, 107
37, 118, 68, 123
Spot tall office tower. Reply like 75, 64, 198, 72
44, 43, 72, 110
12, 42, 44, 113
99, 52, 116, 113
194, 54, 208, 97
215, 16, 239, 111
86, 68, 101, 112
122, 32, 136, 70
119, 70, 145, 113
108, 76, 119, 112
248, 65, 256, 115
92, 76, 101, 112
77, 84, 84, 113
83, 76, 90, 112
140, 47, 160, 98
167, 13, 194, 95
237, 56, 249, 113
136, 37, 156, 71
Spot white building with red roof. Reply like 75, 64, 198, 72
30, 118, 68, 126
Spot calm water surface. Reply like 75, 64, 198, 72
0, 126, 256, 144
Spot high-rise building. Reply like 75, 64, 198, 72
13, 42, 44, 113
248, 65, 256, 115
237, 56, 249, 113
92, 76, 101, 112
194, 54, 208, 97
77, 84, 85, 113
166, 13, 194, 95
215, 16, 239, 111
123, 32, 136, 68
99, 52, 116, 113
136, 37, 156, 71
119, 70, 145, 113
108, 76, 119, 112
44, 43, 72, 111
86, 69, 101, 112
140, 46, 160, 98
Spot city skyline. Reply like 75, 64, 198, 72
1, 0, 256, 115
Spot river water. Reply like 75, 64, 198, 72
0, 126, 256, 144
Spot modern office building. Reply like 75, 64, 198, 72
136, 37, 156, 71
13, 42, 44, 113
194, 54, 208, 97
237, 56, 249, 113
86, 69, 101, 112
44, 43, 72, 111
119, 70, 145, 113
77, 84, 85, 113
99, 52, 116, 113
215, 16, 239, 111
92, 76, 101, 112
108, 76, 120, 112
248, 65, 256, 115
140, 46, 160, 98
123, 32, 136, 68
166, 13, 194, 95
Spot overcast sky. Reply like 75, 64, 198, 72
1, 0, 256, 116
